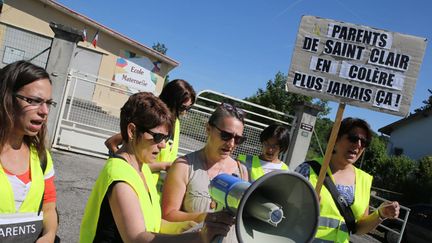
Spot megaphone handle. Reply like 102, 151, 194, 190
211, 235, 224, 243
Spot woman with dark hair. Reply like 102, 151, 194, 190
80, 92, 232, 243
162, 103, 248, 243
0, 61, 58, 242
105, 79, 196, 173
295, 117, 400, 243
238, 124, 290, 182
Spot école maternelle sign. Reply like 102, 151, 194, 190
114, 57, 156, 93
286, 15, 427, 116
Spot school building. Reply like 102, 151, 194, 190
0, 0, 178, 109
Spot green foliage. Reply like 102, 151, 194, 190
306, 117, 333, 160
152, 42, 169, 84
360, 135, 388, 175
373, 155, 416, 192
417, 156, 432, 183
244, 72, 330, 124
245, 72, 329, 114
152, 42, 168, 55
414, 89, 432, 113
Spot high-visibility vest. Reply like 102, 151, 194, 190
309, 159, 372, 243
157, 118, 180, 163
0, 146, 53, 242
237, 154, 288, 181
80, 158, 161, 243
0, 146, 54, 213
154, 118, 180, 185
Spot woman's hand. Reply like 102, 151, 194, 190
378, 201, 400, 219
35, 232, 55, 243
199, 211, 235, 243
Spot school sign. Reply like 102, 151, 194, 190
286, 16, 427, 116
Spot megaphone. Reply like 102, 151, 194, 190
209, 171, 319, 243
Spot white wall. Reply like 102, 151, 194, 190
388, 116, 432, 160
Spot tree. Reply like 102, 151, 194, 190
152, 42, 168, 55
243, 71, 331, 158
152, 42, 170, 84
306, 117, 333, 160
244, 72, 330, 119
374, 155, 416, 192
414, 89, 432, 112
360, 135, 388, 175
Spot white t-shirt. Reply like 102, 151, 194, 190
260, 160, 285, 174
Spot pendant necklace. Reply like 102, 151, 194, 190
203, 151, 224, 209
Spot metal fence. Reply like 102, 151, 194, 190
0, 23, 51, 69
52, 70, 130, 157
52, 70, 297, 159
180, 90, 296, 159
369, 193, 411, 243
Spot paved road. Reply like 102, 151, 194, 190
54, 149, 105, 242
52, 149, 383, 243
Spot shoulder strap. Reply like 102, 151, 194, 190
236, 160, 246, 180
306, 160, 357, 234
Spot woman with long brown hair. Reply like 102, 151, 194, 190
0, 61, 58, 242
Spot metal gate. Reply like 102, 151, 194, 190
52, 70, 132, 157
52, 70, 297, 159
179, 90, 296, 159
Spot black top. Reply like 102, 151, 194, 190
94, 154, 127, 242
93, 182, 123, 243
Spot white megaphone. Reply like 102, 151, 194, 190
209, 170, 319, 243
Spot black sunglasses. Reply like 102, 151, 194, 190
210, 122, 246, 145
347, 133, 370, 147
179, 104, 193, 112
145, 130, 170, 144
221, 103, 245, 121
14, 93, 57, 108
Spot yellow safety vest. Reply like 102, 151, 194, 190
309, 159, 372, 243
154, 118, 180, 195
237, 154, 289, 181
0, 146, 53, 242
80, 157, 161, 243
0, 146, 53, 213
157, 118, 180, 163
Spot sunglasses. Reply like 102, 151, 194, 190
210, 122, 246, 145
221, 103, 245, 121
14, 93, 57, 108
347, 133, 370, 147
179, 104, 193, 112
145, 130, 171, 144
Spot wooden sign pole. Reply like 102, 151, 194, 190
315, 103, 346, 195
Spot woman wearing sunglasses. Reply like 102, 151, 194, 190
80, 92, 233, 243
295, 117, 400, 243
0, 61, 59, 242
162, 103, 248, 243
105, 79, 196, 191
238, 124, 290, 182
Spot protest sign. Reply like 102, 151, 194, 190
286, 15, 427, 116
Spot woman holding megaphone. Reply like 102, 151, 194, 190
162, 103, 249, 243
80, 93, 233, 243
295, 117, 400, 243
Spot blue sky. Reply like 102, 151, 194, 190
57, 0, 431, 132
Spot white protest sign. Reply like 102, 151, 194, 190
286, 15, 427, 116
